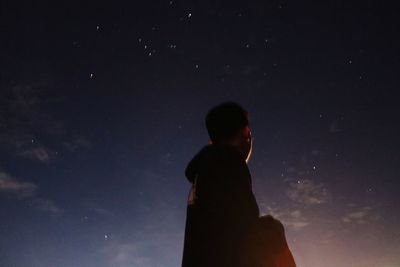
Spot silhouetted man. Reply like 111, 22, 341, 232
181, 102, 259, 267
181, 102, 297, 267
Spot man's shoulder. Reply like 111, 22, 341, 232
189, 144, 249, 179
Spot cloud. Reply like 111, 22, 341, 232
264, 205, 310, 231
62, 137, 91, 152
283, 209, 310, 230
286, 220, 310, 230
0, 86, 56, 161
0, 85, 89, 163
82, 202, 115, 218
31, 198, 63, 214
18, 146, 51, 163
101, 242, 153, 266
93, 207, 114, 217
286, 179, 330, 205
0, 169, 62, 214
0, 170, 37, 197
342, 206, 373, 224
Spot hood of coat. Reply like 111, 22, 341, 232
184, 143, 244, 183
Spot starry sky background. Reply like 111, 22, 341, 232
1, 1, 399, 267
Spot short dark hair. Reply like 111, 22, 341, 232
205, 102, 249, 143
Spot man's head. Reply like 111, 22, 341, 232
205, 102, 253, 162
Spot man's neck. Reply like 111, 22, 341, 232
214, 140, 247, 162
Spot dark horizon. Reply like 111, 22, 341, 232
0, 1, 399, 266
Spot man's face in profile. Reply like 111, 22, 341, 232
241, 126, 253, 163
207, 124, 253, 163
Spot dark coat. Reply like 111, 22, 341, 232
181, 143, 260, 267
243, 215, 297, 267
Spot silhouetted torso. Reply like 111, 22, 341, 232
181, 143, 259, 267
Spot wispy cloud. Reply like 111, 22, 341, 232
82, 202, 115, 218
0, 170, 37, 197
0, 169, 62, 214
18, 146, 51, 163
101, 242, 153, 266
257, 178, 332, 230
31, 198, 63, 214
62, 137, 91, 152
286, 179, 330, 205
264, 205, 310, 231
342, 206, 373, 224
0, 85, 89, 163
283, 210, 310, 230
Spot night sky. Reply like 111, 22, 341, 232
1, 1, 399, 267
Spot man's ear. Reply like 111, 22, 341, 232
208, 139, 213, 144
242, 126, 250, 138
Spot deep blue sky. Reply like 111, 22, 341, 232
0, 1, 399, 266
